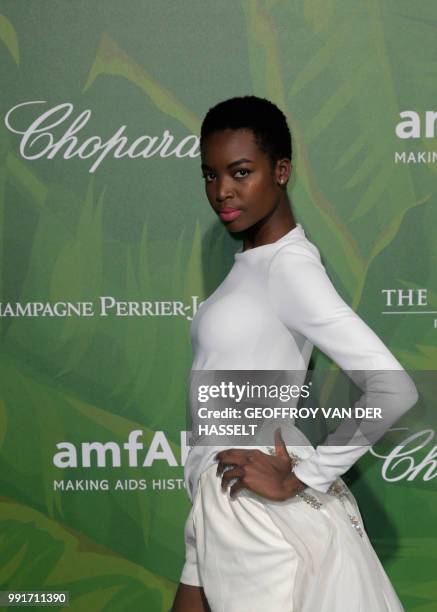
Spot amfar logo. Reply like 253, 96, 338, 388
53, 430, 191, 468
395, 111, 437, 139
4, 100, 200, 173
394, 111, 437, 164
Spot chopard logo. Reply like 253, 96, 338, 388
4, 100, 200, 173
371, 429, 437, 483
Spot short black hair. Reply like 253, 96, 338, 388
200, 95, 292, 166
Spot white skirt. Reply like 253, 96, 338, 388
180, 462, 404, 612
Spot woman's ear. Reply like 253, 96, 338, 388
275, 158, 292, 186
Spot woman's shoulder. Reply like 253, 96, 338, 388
268, 230, 322, 271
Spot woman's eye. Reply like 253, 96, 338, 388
202, 172, 215, 182
234, 168, 251, 178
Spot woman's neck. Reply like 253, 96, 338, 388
242, 201, 296, 251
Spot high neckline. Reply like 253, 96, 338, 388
234, 223, 304, 258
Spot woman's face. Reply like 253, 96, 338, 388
201, 128, 286, 233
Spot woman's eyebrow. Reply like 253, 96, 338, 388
201, 158, 254, 171
227, 158, 254, 168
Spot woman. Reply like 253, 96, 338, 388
172, 96, 417, 612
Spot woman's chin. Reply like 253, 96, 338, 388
224, 218, 252, 233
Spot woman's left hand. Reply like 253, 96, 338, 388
215, 428, 307, 501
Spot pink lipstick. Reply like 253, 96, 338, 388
219, 207, 242, 222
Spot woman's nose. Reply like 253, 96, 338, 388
215, 178, 234, 202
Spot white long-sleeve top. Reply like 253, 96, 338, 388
184, 223, 418, 501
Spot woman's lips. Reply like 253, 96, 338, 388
218, 207, 242, 222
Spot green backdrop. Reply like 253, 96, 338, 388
0, 1, 436, 610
